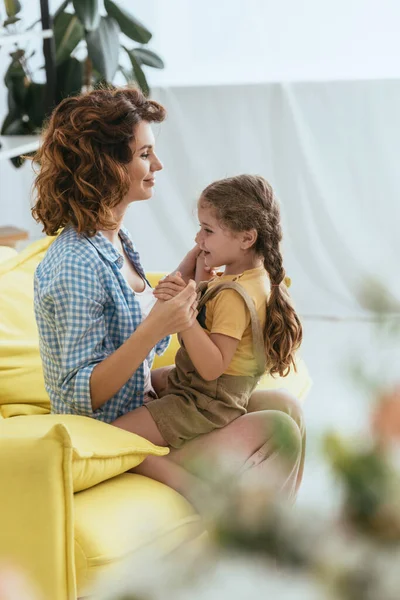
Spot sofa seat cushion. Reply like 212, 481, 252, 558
74, 473, 203, 597
0, 415, 169, 492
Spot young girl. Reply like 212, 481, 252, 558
115, 174, 303, 449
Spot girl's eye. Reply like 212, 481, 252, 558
204, 228, 213, 234
141, 153, 150, 159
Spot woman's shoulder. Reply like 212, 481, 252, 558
45, 227, 99, 263
35, 226, 104, 283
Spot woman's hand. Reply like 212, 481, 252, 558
146, 279, 198, 337
153, 271, 187, 301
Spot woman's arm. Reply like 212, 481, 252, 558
90, 283, 198, 409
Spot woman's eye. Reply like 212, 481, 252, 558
204, 229, 213, 234
141, 153, 150, 159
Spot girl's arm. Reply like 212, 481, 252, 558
153, 273, 240, 380
175, 245, 216, 283
179, 322, 239, 381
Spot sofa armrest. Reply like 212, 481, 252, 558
0, 424, 76, 600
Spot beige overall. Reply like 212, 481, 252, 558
146, 281, 267, 449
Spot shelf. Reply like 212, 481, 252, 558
0, 226, 29, 248
0, 135, 41, 160
0, 29, 53, 47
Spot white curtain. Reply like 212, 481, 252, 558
2, 79, 399, 318
124, 80, 400, 318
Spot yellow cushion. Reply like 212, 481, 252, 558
0, 403, 50, 418
147, 272, 312, 402
0, 246, 18, 263
0, 237, 55, 410
0, 414, 169, 492
74, 473, 202, 596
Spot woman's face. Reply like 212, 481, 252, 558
124, 121, 163, 202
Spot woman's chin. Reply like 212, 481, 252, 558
130, 190, 154, 203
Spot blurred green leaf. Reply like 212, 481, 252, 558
1, 117, 29, 135
1, 110, 17, 135
4, 59, 27, 109
118, 65, 133, 83
25, 82, 46, 129
123, 46, 149, 96
104, 0, 151, 44
132, 48, 164, 69
56, 57, 83, 103
72, 0, 100, 32
54, 12, 84, 65
3, 15, 20, 26
53, 0, 70, 21
4, 0, 21, 18
86, 16, 120, 82
10, 155, 26, 168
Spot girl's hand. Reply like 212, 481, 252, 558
153, 271, 187, 301
175, 245, 202, 282
195, 250, 217, 283
147, 280, 198, 337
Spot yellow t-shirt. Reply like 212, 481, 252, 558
201, 265, 270, 376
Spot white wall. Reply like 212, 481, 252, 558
134, 0, 400, 85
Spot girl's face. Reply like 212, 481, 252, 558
124, 121, 163, 203
195, 201, 245, 269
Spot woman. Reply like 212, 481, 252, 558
32, 86, 305, 508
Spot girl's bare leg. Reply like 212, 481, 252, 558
112, 405, 210, 510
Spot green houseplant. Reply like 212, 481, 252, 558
1, 0, 164, 166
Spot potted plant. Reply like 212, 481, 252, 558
1, 0, 164, 166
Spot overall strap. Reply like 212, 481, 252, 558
197, 280, 266, 377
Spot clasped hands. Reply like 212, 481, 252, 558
154, 246, 216, 303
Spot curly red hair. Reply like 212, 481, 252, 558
31, 86, 166, 236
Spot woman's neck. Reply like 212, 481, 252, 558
100, 228, 121, 248
99, 202, 127, 249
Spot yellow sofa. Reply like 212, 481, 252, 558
0, 238, 311, 600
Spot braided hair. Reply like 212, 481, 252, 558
200, 174, 302, 376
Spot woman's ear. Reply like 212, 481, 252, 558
241, 228, 258, 250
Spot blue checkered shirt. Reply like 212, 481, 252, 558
34, 224, 170, 422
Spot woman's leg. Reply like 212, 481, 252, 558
169, 389, 305, 502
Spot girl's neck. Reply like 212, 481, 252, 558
223, 254, 263, 276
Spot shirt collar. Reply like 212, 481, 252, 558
85, 230, 122, 264
118, 225, 136, 252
